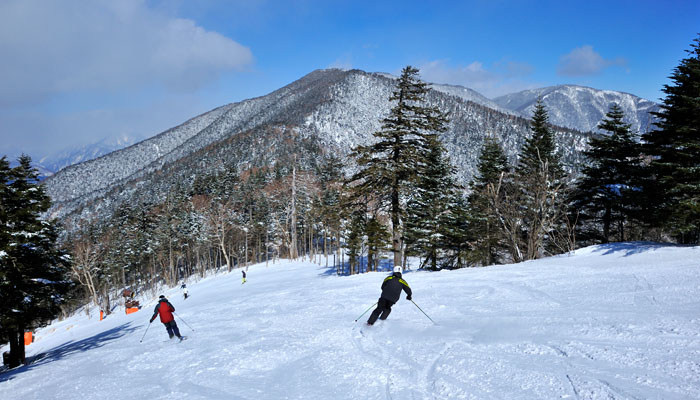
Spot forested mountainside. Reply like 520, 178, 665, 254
43, 68, 591, 225
494, 84, 658, 134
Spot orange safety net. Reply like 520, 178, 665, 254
125, 307, 139, 315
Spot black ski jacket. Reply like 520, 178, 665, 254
380, 273, 412, 303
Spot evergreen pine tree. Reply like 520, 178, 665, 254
642, 35, 700, 243
318, 155, 344, 259
468, 137, 510, 265
0, 155, 72, 368
344, 209, 366, 275
516, 100, 568, 260
365, 215, 390, 272
105, 202, 144, 291
573, 104, 642, 243
404, 134, 460, 270
0, 156, 10, 265
438, 194, 473, 269
516, 99, 564, 179
349, 66, 448, 267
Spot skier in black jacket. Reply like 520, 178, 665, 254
367, 266, 412, 325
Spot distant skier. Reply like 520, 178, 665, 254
181, 282, 189, 300
367, 266, 412, 325
241, 269, 247, 284
149, 295, 184, 340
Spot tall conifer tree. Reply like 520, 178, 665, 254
350, 66, 448, 266
438, 195, 473, 268
468, 137, 510, 265
573, 104, 642, 243
516, 99, 563, 179
404, 134, 460, 270
0, 155, 72, 368
642, 35, 700, 243
516, 100, 567, 259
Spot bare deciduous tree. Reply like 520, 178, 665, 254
71, 226, 109, 313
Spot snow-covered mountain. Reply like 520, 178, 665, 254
428, 82, 519, 116
493, 85, 659, 134
378, 72, 518, 115
2, 242, 699, 399
36, 135, 140, 177
43, 69, 591, 223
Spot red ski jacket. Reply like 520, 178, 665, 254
151, 299, 175, 323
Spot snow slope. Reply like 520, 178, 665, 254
2, 243, 700, 399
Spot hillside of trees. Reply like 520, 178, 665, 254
2, 35, 698, 368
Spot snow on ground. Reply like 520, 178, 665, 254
1, 242, 700, 399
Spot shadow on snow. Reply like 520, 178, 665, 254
0, 323, 137, 382
591, 241, 688, 257
319, 256, 411, 277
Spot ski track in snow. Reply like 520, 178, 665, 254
2, 243, 700, 399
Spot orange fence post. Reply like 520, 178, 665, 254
100, 310, 104, 321
24, 332, 33, 346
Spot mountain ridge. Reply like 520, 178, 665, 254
493, 84, 658, 134
34, 75, 657, 178
44, 69, 611, 224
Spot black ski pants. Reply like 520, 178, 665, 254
367, 297, 395, 325
163, 320, 181, 339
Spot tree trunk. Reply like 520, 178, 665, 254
391, 185, 402, 267
255, 231, 260, 264
102, 285, 111, 316
309, 223, 314, 263
8, 328, 26, 368
337, 230, 341, 273
290, 163, 298, 260
324, 228, 328, 267
367, 249, 374, 273
603, 204, 611, 243
169, 236, 174, 286
219, 234, 231, 272
265, 229, 269, 267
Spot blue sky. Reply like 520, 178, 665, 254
1, 0, 698, 159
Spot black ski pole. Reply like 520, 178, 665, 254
411, 300, 437, 325
354, 302, 378, 322
139, 321, 152, 343
174, 312, 195, 332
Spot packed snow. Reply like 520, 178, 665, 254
1, 242, 699, 399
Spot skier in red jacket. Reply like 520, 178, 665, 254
149, 295, 183, 340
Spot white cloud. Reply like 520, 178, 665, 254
417, 59, 538, 98
557, 45, 626, 77
0, 0, 253, 107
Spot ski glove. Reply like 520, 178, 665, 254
406, 296, 412, 301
